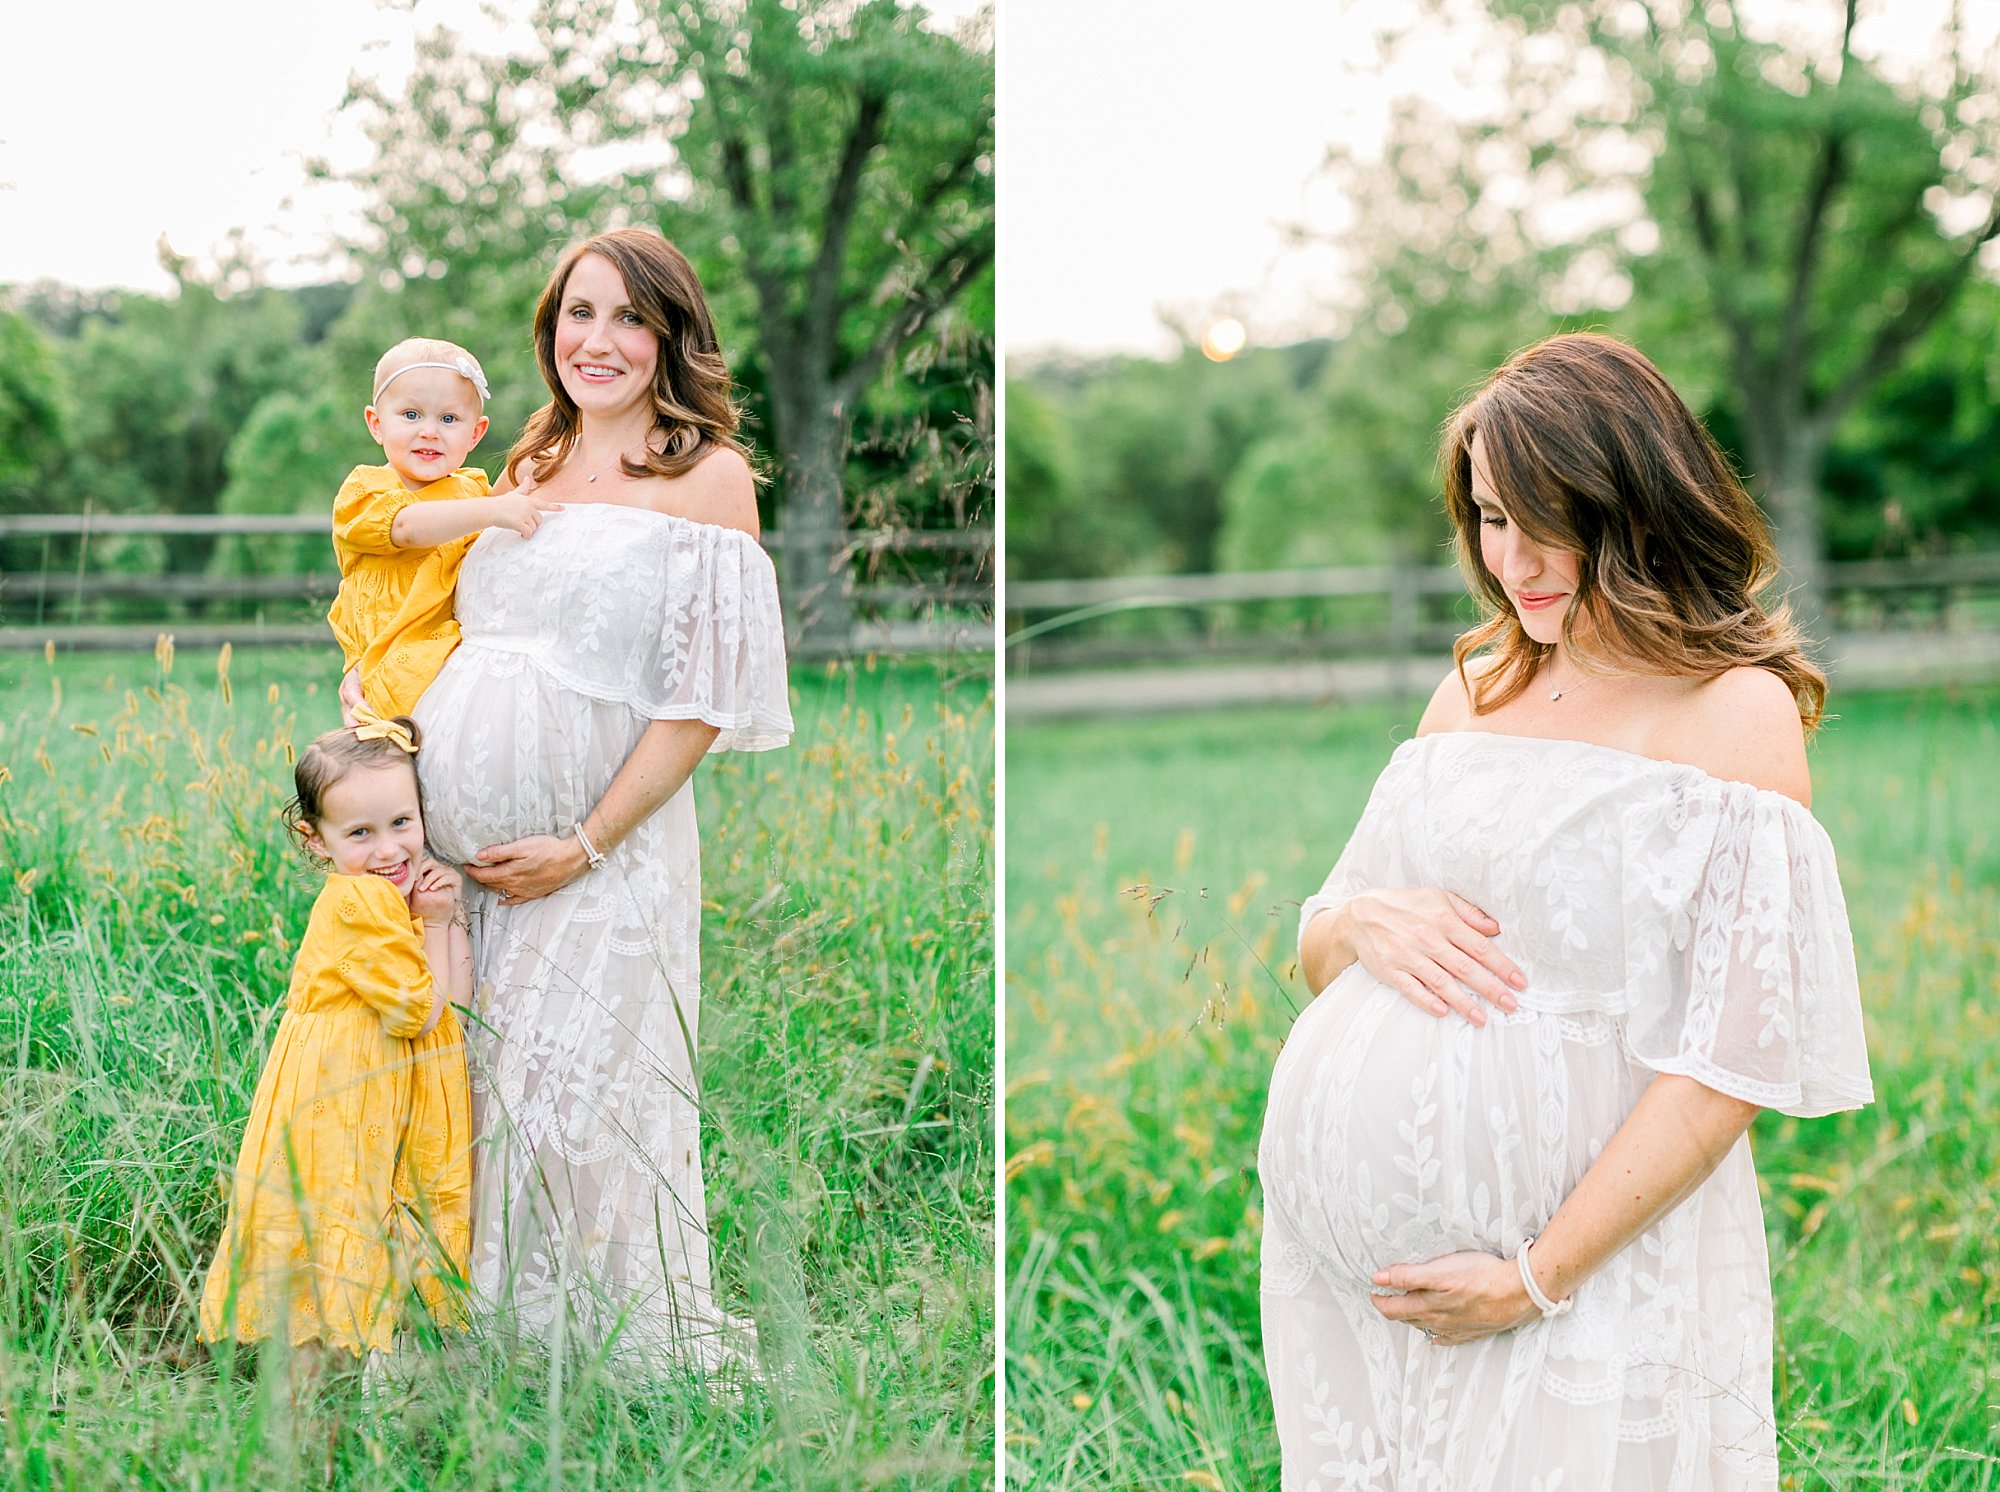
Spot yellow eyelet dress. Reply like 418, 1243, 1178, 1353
199, 872, 472, 1355
326, 464, 490, 720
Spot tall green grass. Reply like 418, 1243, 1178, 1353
1005, 687, 2000, 1490
0, 641, 993, 1489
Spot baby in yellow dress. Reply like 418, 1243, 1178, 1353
199, 714, 473, 1369
328, 337, 560, 720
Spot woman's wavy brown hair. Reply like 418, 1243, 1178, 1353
506, 227, 753, 487
1441, 332, 1826, 732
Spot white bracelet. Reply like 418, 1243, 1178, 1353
574, 823, 607, 871
1516, 1236, 1571, 1317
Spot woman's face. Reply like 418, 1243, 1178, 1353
553, 253, 661, 420
1469, 430, 1584, 649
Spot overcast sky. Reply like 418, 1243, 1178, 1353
4, 1, 1989, 357
1001, 0, 2000, 358
0, 0, 987, 296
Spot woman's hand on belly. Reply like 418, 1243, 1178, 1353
1367, 1251, 1537, 1346
1315, 888, 1528, 1025
465, 833, 589, 905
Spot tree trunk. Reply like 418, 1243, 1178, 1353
1757, 444, 1831, 658
776, 402, 853, 658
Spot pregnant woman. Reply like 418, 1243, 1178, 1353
1260, 334, 1873, 1488
411, 228, 791, 1364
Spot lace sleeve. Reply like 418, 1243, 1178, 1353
1619, 777, 1874, 1118
626, 525, 793, 752
1297, 748, 1420, 961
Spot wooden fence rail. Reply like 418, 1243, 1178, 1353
1005, 553, 2000, 672
0, 516, 992, 657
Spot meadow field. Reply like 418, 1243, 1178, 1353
0, 641, 993, 1490
1005, 685, 2000, 1490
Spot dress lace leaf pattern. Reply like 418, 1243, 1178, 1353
413, 505, 790, 1365
1262, 732, 1872, 1490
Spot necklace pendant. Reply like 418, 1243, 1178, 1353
1549, 688, 1564, 701
588, 473, 598, 482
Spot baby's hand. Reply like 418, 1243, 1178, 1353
491, 488, 563, 539
409, 857, 464, 924
338, 668, 366, 728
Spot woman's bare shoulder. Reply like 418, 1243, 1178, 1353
640, 446, 759, 537
1415, 658, 1484, 737
1657, 666, 1811, 806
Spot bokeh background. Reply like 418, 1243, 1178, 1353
1, 3, 995, 1488
1003, 2, 2000, 1487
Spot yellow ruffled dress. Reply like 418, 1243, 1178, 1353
199, 872, 472, 1355
326, 465, 489, 719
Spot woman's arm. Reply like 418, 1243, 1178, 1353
463, 716, 723, 904
1368, 1074, 1761, 1344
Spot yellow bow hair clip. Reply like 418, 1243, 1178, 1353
351, 705, 418, 755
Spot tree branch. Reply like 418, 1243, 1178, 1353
908, 120, 989, 225
1778, 127, 1848, 390
710, 79, 762, 218
802, 89, 889, 365
1675, 136, 1764, 396
832, 222, 993, 406
1813, 198, 2000, 436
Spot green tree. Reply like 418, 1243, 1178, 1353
1324, 0, 2000, 634
341, 0, 994, 654
0, 306, 65, 505
1003, 375, 1093, 580
53, 247, 307, 575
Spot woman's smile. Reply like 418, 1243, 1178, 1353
553, 253, 659, 412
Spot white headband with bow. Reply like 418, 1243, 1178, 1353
373, 355, 491, 406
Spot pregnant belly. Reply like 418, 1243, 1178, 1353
1258, 965, 1644, 1284
412, 645, 646, 865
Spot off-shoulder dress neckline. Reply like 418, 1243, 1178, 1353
541, 499, 763, 544
1404, 729, 1818, 815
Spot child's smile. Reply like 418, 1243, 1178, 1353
305, 762, 429, 893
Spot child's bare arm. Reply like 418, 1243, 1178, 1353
416, 921, 452, 1037
410, 859, 470, 1035
390, 489, 562, 548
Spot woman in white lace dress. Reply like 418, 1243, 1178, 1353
408, 229, 791, 1363
1261, 334, 1873, 1489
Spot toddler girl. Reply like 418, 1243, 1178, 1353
199, 713, 473, 1366
328, 337, 559, 719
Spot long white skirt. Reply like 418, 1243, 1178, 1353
416, 644, 735, 1365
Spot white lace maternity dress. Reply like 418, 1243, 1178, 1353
1260, 732, 1873, 1491
413, 503, 791, 1363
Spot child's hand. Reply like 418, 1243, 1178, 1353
338, 668, 366, 727
409, 857, 464, 924
492, 488, 564, 539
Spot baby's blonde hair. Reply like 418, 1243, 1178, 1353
371, 337, 488, 407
